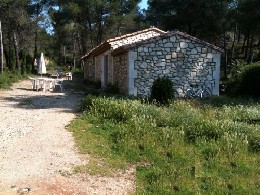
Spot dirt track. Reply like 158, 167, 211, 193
0, 79, 135, 194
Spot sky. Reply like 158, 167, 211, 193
139, 0, 148, 10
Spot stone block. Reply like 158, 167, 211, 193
172, 52, 177, 58
177, 52, 185, 58
180, 42, 188, 48
174, 43, 179, 47
170, 36, 176, 42
138, 47, 143, 52
166, 55, 171, 59
165, 48, 171, 52
202, 48, 207, 53
207, 53, 213, 58
191, 48, 197, 54
164, 43, 173, 47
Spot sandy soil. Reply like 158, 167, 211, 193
0, 79, 135, 194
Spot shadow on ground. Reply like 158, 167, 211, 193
0, 72, 93, 112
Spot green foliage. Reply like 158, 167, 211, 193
0, 71, 20, 89
70, 95, 260, 194
248, 135, 260, 152
237, 63, 260, 97
26, 54, 33, 74
20, 50, 26, 75
9, 48, 16, 72
150, 77, 174, 104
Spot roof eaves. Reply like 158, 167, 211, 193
82, 27, 167, 59
111, 30, 224, 55
81, 41, 110, 59
107, 27, 166, 43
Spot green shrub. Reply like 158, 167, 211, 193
0, 71, 20, 89
236, 63, 260, 97
248, 135, 260, 152
150, 77, 174, 104
26, 54, 33, 74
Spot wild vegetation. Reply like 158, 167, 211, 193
68, 95, 260, 194
0, 0, 260, 80
0, 1, 259, 193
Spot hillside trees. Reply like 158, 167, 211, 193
0, 0, 52, 74
146, 0, 260, 78
50, 0, 142, 67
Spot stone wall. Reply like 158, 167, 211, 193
83, 29, 163, 85
83, 57, 95, 80
95, 55, 101, 82
113, 53, 128, 94
130, 34, 220, 97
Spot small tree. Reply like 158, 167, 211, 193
237, 63, 260, 97
150, 77, 174, 104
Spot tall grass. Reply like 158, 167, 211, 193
69, 95, 260, 194
0, 71, 21, 89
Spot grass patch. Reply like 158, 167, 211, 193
69, 95, 260, 194
0, 71, 21, 89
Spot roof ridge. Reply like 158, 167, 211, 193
111, 30, 224, 55
107, 27, 166, 43
82, 27, 166, 59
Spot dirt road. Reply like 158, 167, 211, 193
0, 79, 134, 194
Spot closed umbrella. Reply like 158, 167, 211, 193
38, 52, 46, 77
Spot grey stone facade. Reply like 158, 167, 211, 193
129, 34, 220, 97
82, 28, 222, 97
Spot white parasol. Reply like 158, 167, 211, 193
38, 52, 46, 77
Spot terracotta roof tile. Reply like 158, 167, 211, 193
111, 31, 224, 55
81, 27, 166, 59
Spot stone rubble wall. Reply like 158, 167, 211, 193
108, 54, 113, 84
84, 57, 95, 80
95, 55, 102, 82
131, 34, 220, 97
110, 31, 161, 50
84, 29, 162, 84
113, 53, 128, 94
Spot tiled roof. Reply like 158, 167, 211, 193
111, 31, 224, 55
81, 27, 166, 59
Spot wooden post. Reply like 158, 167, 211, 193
0, 21, 3, 74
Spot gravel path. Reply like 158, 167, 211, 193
0, 79, 135, 194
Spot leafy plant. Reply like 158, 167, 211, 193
150, 77, 174, 104
69, 95, 260, 194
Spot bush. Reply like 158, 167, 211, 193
248, 135, 260, 152
150, 77, 174, 104
0, 71, 20, 89
236, 63, 260, 97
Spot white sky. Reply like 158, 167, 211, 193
139, 0, 148, 9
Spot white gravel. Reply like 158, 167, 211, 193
0, 79, 135, 194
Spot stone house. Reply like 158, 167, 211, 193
82, 27, 223, 97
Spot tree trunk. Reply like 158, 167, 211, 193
32, 3, 40, 73
0, 21, 4, 74
63, 45, 66, 64
245, 31, 250, 60
230, 26, 237, 64
223, 30, 228, 78
13, 31, 20, 74
241, 35, 246, 54
73, 35, 76, 68
32, 26, 38, 73
247, 34, 254, 64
